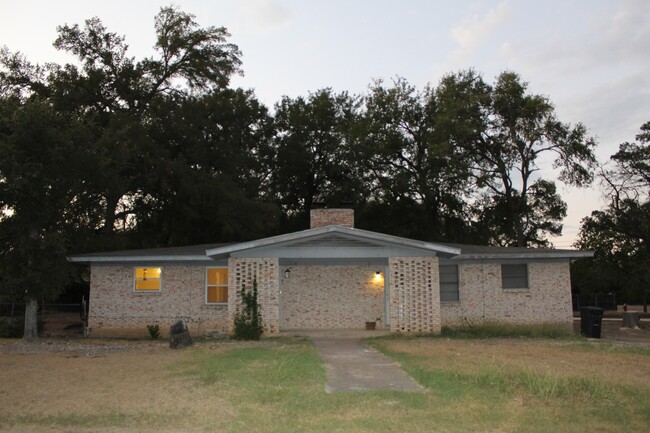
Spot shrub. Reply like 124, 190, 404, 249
232, 279, 263, 340
147, 324, 161, 340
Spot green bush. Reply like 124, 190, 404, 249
232, 279, 263, 340
147, 324, 161, 340
0, 316, 45, 338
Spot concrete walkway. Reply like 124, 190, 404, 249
287, 330, 424, 393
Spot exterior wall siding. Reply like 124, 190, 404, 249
389, 257, 441, 333
280, 265, 385, 329
88, 265, 228, 337
228, 257, 280, 334
440, 261, 573, 326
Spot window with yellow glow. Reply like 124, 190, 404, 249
134, 267, 161, 291
206, 268, 228, 304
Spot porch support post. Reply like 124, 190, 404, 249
228, 257, 280, 334
388, 257, 441, 333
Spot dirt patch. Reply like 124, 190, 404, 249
0, 338, 165, 356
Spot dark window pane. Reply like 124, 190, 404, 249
502, 264, 528, 289
440, 265, 459, 302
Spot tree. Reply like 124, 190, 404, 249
0, 97, 92, 339
355, 78, 472, 241
437, 70, 597, 246
575, 122, 650, 311
137, 88, 280, 245
0, 6, 244, 337
271, 89, 362, 230
2, 6, 243, 247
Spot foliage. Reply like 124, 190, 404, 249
232, 279, 263, 340
137, 88, 279, 244
355, 78, 472, 241
437, 70, 596, 246
0, 96, 88, 338
147, 324, 161, 340
0, 6, 247, 336
575, 122, 650, 308
271, 88, 362, 230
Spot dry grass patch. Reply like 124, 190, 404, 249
379, 338, 650, 389
371, 336, 650, 432
0, 340, 237, 432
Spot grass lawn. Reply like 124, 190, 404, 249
1, 335, 649, 432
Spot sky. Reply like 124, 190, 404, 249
1, 0, 648, 247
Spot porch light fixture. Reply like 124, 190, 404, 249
374, 271, 382, 282
284, 268, 291, 279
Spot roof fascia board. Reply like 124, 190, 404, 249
67, 255, 215, 263
450, 251, 594, 261
205, 225, 461, 257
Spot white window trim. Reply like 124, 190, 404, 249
133, 267, 162, 292
205, 267, 228, 305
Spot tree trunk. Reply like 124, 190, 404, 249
23, 297, 39, 341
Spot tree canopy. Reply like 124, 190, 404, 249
574, 122, 650, 310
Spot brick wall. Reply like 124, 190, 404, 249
440, 261, 573, 326
88, 265, 229, 337
89, 258, 573, 337
310, 208, 354, 228
280, 265, 385, 329
388, 257, 440, 333
228, 257, 280, 334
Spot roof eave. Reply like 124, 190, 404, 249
67, 255, 214, 263
455, 251, 594, 260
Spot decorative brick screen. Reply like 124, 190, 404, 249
228, 257, 280, 334
389, 257, 441, 333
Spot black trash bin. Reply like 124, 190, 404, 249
580, 307, 604, 338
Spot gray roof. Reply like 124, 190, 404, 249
67, 229, 592, 263
68, 243, 235, 263
436, 242, 593, 260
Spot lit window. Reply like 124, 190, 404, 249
501, 264, 528, 289
134, 267, 161, 291
439, 265, 459, 302
206, 268, 228, 304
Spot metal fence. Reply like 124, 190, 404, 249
572, 294, 617, 311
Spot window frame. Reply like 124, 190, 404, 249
205, 267, 229, 305
133, 267, 162, 292
439, 264, 460, 303
501, 264, 529, 289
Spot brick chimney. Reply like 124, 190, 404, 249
310, 207, 354, 229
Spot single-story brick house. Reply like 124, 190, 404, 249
68, 208, 592, 337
